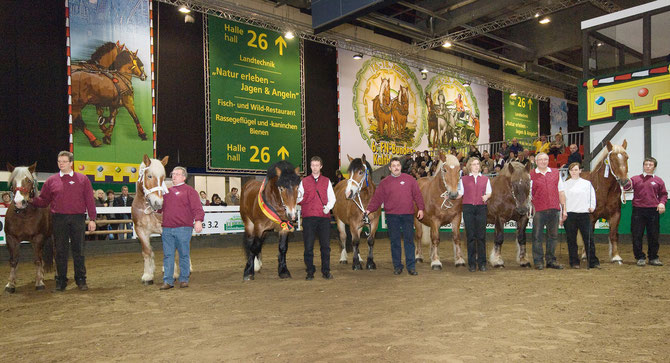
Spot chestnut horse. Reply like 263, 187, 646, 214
131, 154, 169, 285
426, 91, 439, 148
391, 85, 409, 137
332, 154, 380, 270
240, 161, 300, 280
486, 161, 533, 267
4, 163, 54, 293
372, 78, 392, 137
581, 140, 630, 264
414, 153, 464, 269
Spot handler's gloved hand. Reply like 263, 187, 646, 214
323, 206, 330, 215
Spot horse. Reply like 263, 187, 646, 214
391, 85, 409, 137
486, 161, 533, 267
240, 161, 300, 280
435, 91, 455, 146
372, 78, 393, 137
332, 154, 380, 270
4, 163, 54, 293
71, 49, 148, 147
581, 140, 630, 264
414, 152, 464, 269
131, 154, 169, 285
426, 92, 439, 148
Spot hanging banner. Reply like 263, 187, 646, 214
338, 49, 488, 172
206, 16, 304, 173
503, 92, 538, 148
67, 0, 155, 182
549, 96, 568, 136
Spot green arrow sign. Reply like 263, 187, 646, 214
207, 16, 303, 172
503, 92, 538, 149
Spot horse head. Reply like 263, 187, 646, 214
379, 78, 391, 106
113, 50, 147, 81
399, 85, 408, 105
504, 161, 532, 215
6, 162, 38, 210
606, 140, 629, 186
139, 154, 169, 211
436, 152, 460, 200
267, 161, 301, 223
89, 42, 122, 69
345, 154, 371, 200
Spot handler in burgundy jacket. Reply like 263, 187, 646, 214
160, 166, 204, 290
458, 157, 492, 272
31, 151, 97, 291
297, 156, 336, 280
366, 157, 425, 275
623, 157, 667, 266
530, 152, 567, 270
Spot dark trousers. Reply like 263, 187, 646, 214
53, 213, 87, 285
532, 209, 560, 266
302, 217, 331, 274
463, 204, 487, 268
565, 212, 599, 267
631, 207, 660, 261
386, 214, 416, 271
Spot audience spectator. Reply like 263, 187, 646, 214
499, 141, 510, 160
549, 132, 565, 159
225, 187, 240, 206
508, 151, 518, 163
106, 190, 116, 240
567, 144, 582, 165
1, 192, 11, 208
93, 189, 107, 240
481, 151, 494, 172
509, 138, 524, 155
533, 135, 550, 154
210, 193, 227, 206
334, 170, 345, 185
113, 185, 134, 239
517, 151, 530, 166
467, 144, 482, 160
493, 152, 506, 170
199, 191, 210, 206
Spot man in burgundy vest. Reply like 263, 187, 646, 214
530, 152, 567, 270
31, 151, 97, 291
623, 157, 667, 266
298, 156, 336, 280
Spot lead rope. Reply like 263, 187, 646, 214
347, 167, 372, 237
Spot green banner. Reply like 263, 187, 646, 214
207, 16, 303, 172
503, 93, 538, 148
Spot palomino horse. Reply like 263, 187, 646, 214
414, 153, 464, 269
332, 154, 380, 270
372, 78, 392, 137
487, 161, 533, 267
426, 92, 439, 148
240, 161, 300, 280
581, 140, 630, 264
4, 163, 54, 293
72, 49, 148, 147
131, 154, 169, 285
391, 85, 409, 137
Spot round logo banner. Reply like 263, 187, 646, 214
424, 75, 480, 148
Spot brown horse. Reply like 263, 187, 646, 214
414, 152, 464, 269
332, 154, 380, 270
581, 140, 630, 264
72, 49, 148, 147
240, 161, 300, 280
4, 163, 53, 293
131, 154, 169, 285
486, 161, 533, 267
391, 85, 409, 137
372, 78, 392, 137
426, 91, 439, 148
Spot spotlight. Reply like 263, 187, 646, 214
597, 42, 603, 47
285, 31, 295, 39
184, 14, 195, 23
510, 92, 517, 97
353, 53, 363, 60
534, 13, 540, 18
178, 5, 191, 14
420, 68, 429, 74
442, 40, 452, 48
539, 17, 550, 24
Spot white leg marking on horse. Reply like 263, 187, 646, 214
431, 259, 443, 268
142, 254, 153, 282
254, 255, 262, 272
339, 248, 348, 263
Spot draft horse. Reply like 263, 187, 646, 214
486, 161, 533, 267
391, 85, 409, 137
131, 154, 169, 285
240, 161, 300, 280
4, 163, 54, 293
372, 78, 393, 137
332, 154, 380, 270
414, 152, 464, 269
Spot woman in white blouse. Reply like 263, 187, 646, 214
562, 162, 599, 269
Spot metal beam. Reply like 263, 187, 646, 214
523, 62, 581, 87
587, 121, 627, 161
544, 55, 583, 72
432, 0, 523, 35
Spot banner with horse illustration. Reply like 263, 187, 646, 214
338, 49, 489, 172
67, 0, 155, 182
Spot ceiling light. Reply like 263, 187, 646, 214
462, 81, 470, 87
178, 6, 191, 14
539, 17, 551, 24
597, 42, 603, 47
285, 31, 295, 39
534, 13, 540, 18
353, 53, 363, 60
510, 92, 517, 97
420, 68, 429, 74
442, 40, 452, 48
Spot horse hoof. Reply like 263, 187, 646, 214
455, 263, 466, 267
90, 139, 102, 148
5, 287, 15, 294
143, 280, 154, 286
339, 260, 348, 264
243, 275, 254, 281
416, 258, 424, 263
352, 263, 363, 271
519, 262, 530, 268
431, 264, 443, 271
495, 264, 505, 268
36, 285, 45, 291
366, 262, 377, 270
103, 136, 112, 145
615, 260, 623, 265
138, 132, 148, 141
279, 271, 292, 279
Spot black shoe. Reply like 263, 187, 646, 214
479, 265, 488, 272
468, 266, 476, 272
54, 283, 67, 292
408, 270, 418, 276
393, 268, 403, 275
322, 272, 333, 279
77, 283, 89, 291
535, 264, 544, 270
305, 273, 314, 281
546, 263, 564, 270
588, 264, 601, 269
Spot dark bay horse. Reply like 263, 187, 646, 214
486, 161, 532, 267
372, 78, 392, 137
332, 154, 380, 270
414, 152, 464, 269
581, 140, 629, 264
426, 92, 439, 148
240, 161, 300, 280
131, 154, 169, 285
72, 49, 148, 147
391, 85, 409, 137
4, 163, 53, 293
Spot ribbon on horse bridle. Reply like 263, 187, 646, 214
347, 165, 372, 236
137, 164, 169, 214
258, 177, 294, 232
594, 151, 628, 205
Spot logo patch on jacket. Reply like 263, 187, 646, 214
69, 181, 75, 185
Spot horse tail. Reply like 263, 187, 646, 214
42, 234, 55, 273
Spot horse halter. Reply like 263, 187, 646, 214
595, 151, 628, 204
439, 164, 455, 210
11, 177, 37, 213
137, 164, 168, 214
347, 164, 369, 214
509, 179, 532, 218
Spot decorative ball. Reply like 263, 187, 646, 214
115, 167, 122, 173
131, 167, 137, 173
638, 88, 649, 97
78, 164, 85, 171
97, 166, 104, 172
595, 96, 605, 105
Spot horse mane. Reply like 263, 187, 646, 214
89, 42, 116, 63
500, 161, 526, 178
592, 143, 625, 169
348, 158, 372, 175
267, 161, 300, 188
111, 50, 134, 70
440, 154, 460, 170
8, 167, 36, 190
